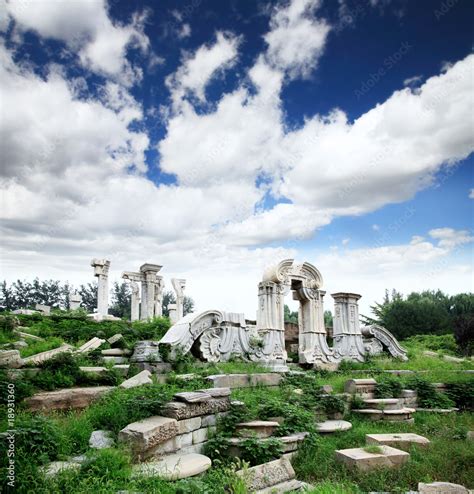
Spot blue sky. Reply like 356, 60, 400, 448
0, 0, 473, 316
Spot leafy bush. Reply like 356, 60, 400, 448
407, 376, 455, 408
453, 315, 474, 356
404, 334, 459, 354
445, 381, 474, 410
81, 448, 131, 481
374, 376, 402, 398
319, 395, 346, 415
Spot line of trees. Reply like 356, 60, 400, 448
363, 289, 474, 355
0, 279, 194, 320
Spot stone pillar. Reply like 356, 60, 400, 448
122, 271, 143, 322
139, 263, 162, 320
154, 277, 164, 317
171, 278, 186, 321
91, 259, 110, 319
69, 291, 82, 310
168, 303, 178, 324
256, 281, 288, 371
332, 292, 365, 362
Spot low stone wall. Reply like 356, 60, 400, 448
206, 373, 282, 388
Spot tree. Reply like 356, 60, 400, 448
324, 310, 333, 328
453, 314, 474, 356
78, 282, 98, 313
284, 304, 298, 324
162, 290, 194, 318
109, 282, 131, 319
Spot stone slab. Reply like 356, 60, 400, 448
418, 482, 470, 493
236, 421, 280, 438
236, 457, 295, 492
89, 430, 114, 449
366, 433, 430, 450
0, 350, 23, 368
107, 333, 123, 345
344, 378, 377, 396
101, 348, 132, 356
119, 416, 178, 456
132, 453, 211, 480
102, 356, 128, 364
23, 344, 73, 364
178, 417, 202, 434
335, 446, 409, 471
316, 420, 352, 433
113, 364, 130, 376
42, 461, 81, 477
193, 427, 212, 444
80, 366, 108, 375
76, 337, 105, 353
255, 479, 307, 494
25, 386, 113, 411
202, 387, 231, 398
363, 398, 401, 411
174, 391, 212, 403
206, 373, 282, 389
119, 370, 153, 389
161, 397, 231, 420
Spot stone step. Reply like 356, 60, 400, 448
366, 433, 430, 450
132, 453, 212, 480
316, 420, 352, 433
353, 408, 415, 422
335, 445, 410, 472
363, 398, 401, 411
236, 457, 295, 492
23, 344, 73, 364
235, 420, 280, 438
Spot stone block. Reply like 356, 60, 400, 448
207, 374, 249, 388
179, 443, 206, 455
249, 373, 282, 387
118, 416, 178, 456
79, 366, 108, 376
35, 304, 51, 315
113, 364, 130, 376
23, 344, 73, 365
363, 398, 401, 411
316, 420, 352, 433
418, 482, 469, 493
366, 433, 430, 450
201, 414, 216, 427
203, 387, 231, 398
89, 430, 114, 449
119, 370, 152, 389
255, 479, 308, 494
0, 350, 23, 368
174, 391, 212, 403
344, 378, 377, 397
443, 355, 465, 363
102, 356, 128, 364
320, 384, 334, 394
107, 333, 123, 345
192, 427, 209, 444
335, 446, 409, 471
161, 397, 231, 420
101, 348, 132, 356
178, 432, 193, 447
42, 461, 81, 477
76, 337, 105, 353
178, 417, 202, 434
132, 453, 211, 480
236, 421, 280, 438
25, 386, 113, 411
236, 457, 295, 492
136, 362, 172, 374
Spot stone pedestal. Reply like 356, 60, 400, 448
91, 259, 110, 319
69, 291, 82, 310
332, 292, 365, 362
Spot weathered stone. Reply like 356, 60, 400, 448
42, 461, 81, 477
236, 457, 295, 492
25, 386, 113, 411
249, 373, 282, 387
177, 417, 202, 434
79, 366, 108, 375
366, 433, 430, 450
149, 436, 179, 456
201, 415, 217, 427
423, 351, 438, 357
118, 416, 178, 456
236, 421, 280, 438
132, 453, 211, 480
101, 348, 132, 356
113, 364, 130, 376
202, 387, 231, 398
344, 378, 377, 397
467, 430, 474, 440
161, 397, 231, 420
102, 356, 128, 364
7, 368, 40, 380
107, 333, 123, 345
192, 427, 210, 444
12, 309, 40, 315
418, 482, 470, 493
179, 443, 206, 455
76, 337, 106, 353
255, 479, 308, 494
279, 432, 309, 452
335, 446, 409, 471
316, 420, 352, 433
178, 432, 193, 447
136, 362, 173, 374
15, 330, 43, 341
12, 340, 28, 349
130, 340, 161, 363
443, 355, 465, 363
23, 344, 73, 364
0, 350, 23, 368
363, 398, 401, 411
89, 430, 114, 449
320, 384, 334, 394
206, 373, 282, 389
174, 391, 212, 403
35, 304, 51, 315
119, 370, 153, 389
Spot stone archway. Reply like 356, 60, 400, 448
257, 259, 335, 365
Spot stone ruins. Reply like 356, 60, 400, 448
159, 258, 408, 370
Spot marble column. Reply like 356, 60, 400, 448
168, 303, 178, 324
154, 277, 164, 317
140, 263, 162, 320
331, 292, 365, 362
122, 271, 143, 322
171, 278, 186, 321
91, 259, 110, 319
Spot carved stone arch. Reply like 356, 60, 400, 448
263, 259, 324, 290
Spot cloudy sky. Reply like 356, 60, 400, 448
0, 0, 473, 318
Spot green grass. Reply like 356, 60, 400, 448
19, 336, 64, 358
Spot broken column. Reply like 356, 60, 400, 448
332, 292, 365, 362
168, 304, 178, 324
171, 278, 186, 321
155, 277, 165, 317
140, 264, 162, 320
91, 259, 111, 319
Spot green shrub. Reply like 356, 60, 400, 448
81, 448, 131, 481
407, 376, 455, 408
320, 395, 346, 415
0, 371, 35, 404
445, 381, 474, 410
374, 376, 402, 398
